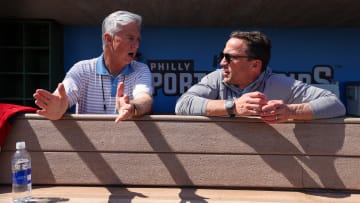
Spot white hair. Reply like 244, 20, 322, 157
101, 10, 142, 49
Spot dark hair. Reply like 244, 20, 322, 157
230, 31, 272, 72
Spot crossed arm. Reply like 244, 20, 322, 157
205, 91, 314, 123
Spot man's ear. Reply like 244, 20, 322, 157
253, 59, 263, 69
251, 60, 259, 68
250, 60, 263, 74
252, 62, 257, 68
104, 33, 112, 44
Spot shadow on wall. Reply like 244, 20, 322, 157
53, 121, 148, 203
216, 121, 346, 191
136, 121, 209, 203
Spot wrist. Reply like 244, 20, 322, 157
224, 99, 235, 117
131, 103, 138, 117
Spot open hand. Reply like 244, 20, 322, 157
33, 83, 68, 120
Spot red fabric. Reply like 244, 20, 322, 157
0, 103, 37, 146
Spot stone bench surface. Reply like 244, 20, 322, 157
1, 186, 360, 203
0, 114, 359, 190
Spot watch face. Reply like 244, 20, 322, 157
225, 99, 235, 117
225, 100, 234, 109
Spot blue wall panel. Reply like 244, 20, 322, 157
64, 27, 360, 113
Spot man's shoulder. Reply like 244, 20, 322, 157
264, 72, 311, 94
73, 57, 98, 67
202, 69, 222, 80
210, 69, 222, 76
69, 57, 98, 73
130, 60, 148, 68
130, 61, 151, 74
267, 72, 296, 83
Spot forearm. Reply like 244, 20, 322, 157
308, 96, 346, 119
131, 93, 153, 117
175, 94, 207, 115
206, 100, 228, 116
286, 103, 313, 120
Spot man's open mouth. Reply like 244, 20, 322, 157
128, 52, 135, 58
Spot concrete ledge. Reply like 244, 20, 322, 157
0, 114, 359, 190
1, 186, 360, 203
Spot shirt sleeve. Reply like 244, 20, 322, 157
175, 71, 221, 115
264, 75, 346, 119
132, 62, 153, 98
300, 83, 346, 119
62, 62, 83, 107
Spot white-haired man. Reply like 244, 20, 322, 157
33, 10, 153, 123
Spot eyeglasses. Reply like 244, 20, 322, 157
219, 52, 252, 64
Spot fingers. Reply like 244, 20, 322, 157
123, 95, 130, 104
260, 100, 286, 123
246, 91, 268, 103
116, 82, 125, 97
33, 89, 52, 110
115, 91, 132, 123
115, 111, 129, 123
260, 105, 279, 123
116, 83, 125, 110
36, 109, 48, 117
261, 100, 283, 112
261, 113, 281, 124
57, 83, 67, 98
34, 99, 48, 110
116, 92, 130, 111
242, 91, 268, 106
34, 83, 65, 106
33, 89, 52, 101
246, 104, 263, 115
115, 102, 132, 123
235, 92, 268, 116
237, 96, 284, 121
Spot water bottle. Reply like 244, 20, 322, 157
12, 141, 32, 203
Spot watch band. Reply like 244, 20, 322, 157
225, 99, 235, 117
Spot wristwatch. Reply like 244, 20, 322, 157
224, 99, 235, 117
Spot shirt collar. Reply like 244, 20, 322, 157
223, 68, 272, 95
96, 54, 134, 76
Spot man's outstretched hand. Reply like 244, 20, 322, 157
33, 83, 68, 120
